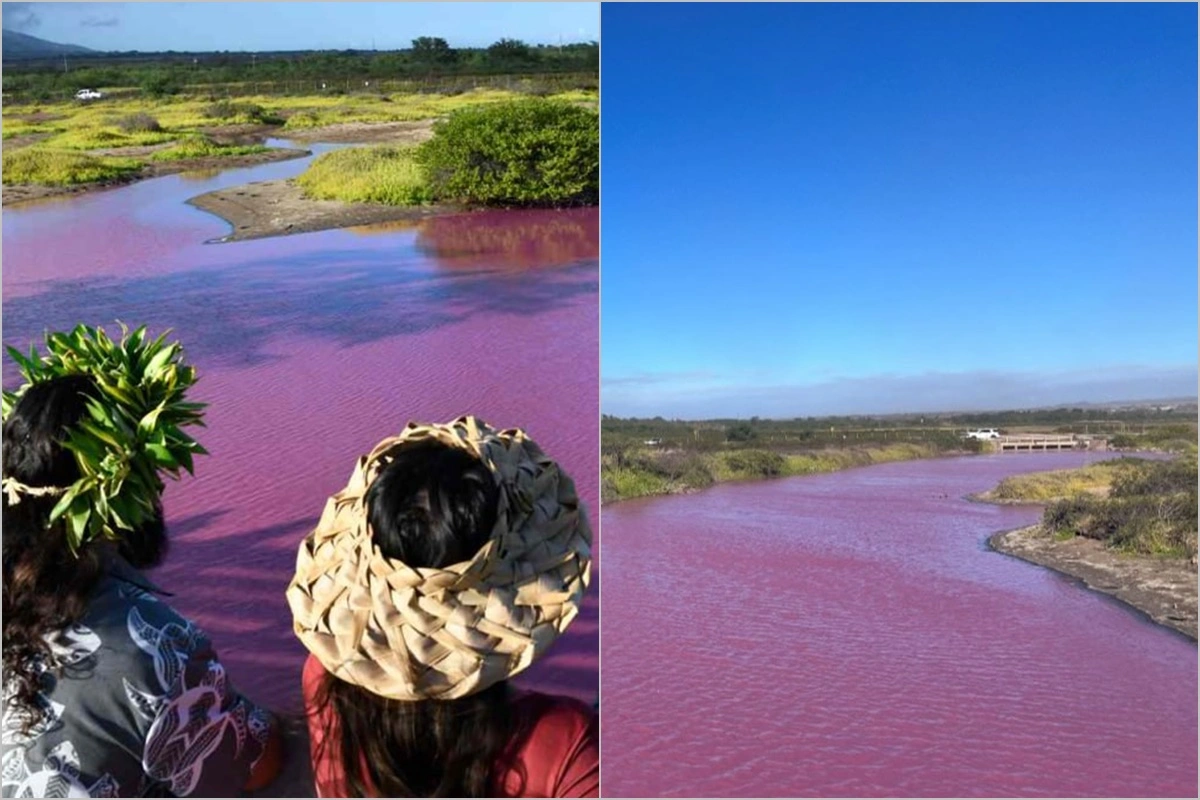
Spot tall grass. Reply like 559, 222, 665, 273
148, 136, 268, 162
1, 148, 141, 186
987, 460, 1140, 502
295, 145, 431, 205
602, 444, 944, 502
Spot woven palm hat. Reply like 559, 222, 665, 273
286, 416, 592, 701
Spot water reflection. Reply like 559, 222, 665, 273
2, 251, 596, 379
349, 207, 598, 270
178, 168, 224, 182
416, 208, 598, 269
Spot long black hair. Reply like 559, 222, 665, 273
311, 438, 529, 797
3, 375, 168, 736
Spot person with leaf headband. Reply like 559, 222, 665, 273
287, 416, 598, 797
2, 324, 283, 798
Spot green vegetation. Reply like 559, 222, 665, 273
1104, 424, 1197, 455
984, 460, 1143, 503
147, 136, 268, 162
114, 112, 162, 133
202, 101, 283, 125
417, 99, 597, 206
296, 145, 430, 205
295, 98, 598, 208
47, 124, 179, 151
601, 432, 948, 503
3, 41, 598, 103
2, 87, 596, 190
1043, 456, 1197, 557
602, 415, 988, 456
1, 148, 141, 186
2, 324, 207, 553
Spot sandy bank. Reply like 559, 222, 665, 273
990, 525, 1197, 641
2, 146, 310, 207
187, 178, 455, 242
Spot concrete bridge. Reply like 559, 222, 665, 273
995, 434, 1086, 452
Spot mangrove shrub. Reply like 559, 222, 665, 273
417, 98, 598, 207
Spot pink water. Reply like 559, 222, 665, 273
601, 453, 1197, 797
2, 149, 599, 714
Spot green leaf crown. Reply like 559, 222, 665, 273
2, 323, 207, 553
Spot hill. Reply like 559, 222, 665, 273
2, 30, 96, 61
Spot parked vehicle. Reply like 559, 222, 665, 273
74, 89, 103, 101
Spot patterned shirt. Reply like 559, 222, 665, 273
2, 557, 272, 798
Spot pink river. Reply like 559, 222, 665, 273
1, 146, 599, 716
601, 452, 1197, 797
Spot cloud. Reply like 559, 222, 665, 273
602, 370, 721, 388
602, 365, 1200, 419
3, 3, 41, 31
82, 16, 119, 28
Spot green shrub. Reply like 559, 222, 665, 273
202, 101, 283, 125
141, 72, 181, 98
723, 450, 786, 478
114, 113, 161, 134
416, 98, 597, 207
1042, 457, 1197, 556
1108, 434, 1138, 450
295, 145, 431, 206
726, 422, 757, 442
2, 148, 142, 186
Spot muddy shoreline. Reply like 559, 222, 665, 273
989, 525, 1198, 641
187, 178, 457, 242
2, 146, 310, 207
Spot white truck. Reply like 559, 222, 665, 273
964, 428, 1001, 440
74, 89, 103, 101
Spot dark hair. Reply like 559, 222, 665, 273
313, 439, 529, 797
3, 375, 168, 735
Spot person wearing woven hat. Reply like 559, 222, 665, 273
288, 416, 597, 797
2, 326, 283, 797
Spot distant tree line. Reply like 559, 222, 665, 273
3, 38, 598, 99
600, 407, 1197, 456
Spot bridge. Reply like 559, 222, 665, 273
995, 434, 1085, 452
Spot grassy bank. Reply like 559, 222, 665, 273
295, 98, 598, 208
1, 148, 142, 186
976, 459, 1143, 503
1042, 457, 1198, 557
296, 145, 429, 205
979, 456, 1198, 558
602, 442, 954, 502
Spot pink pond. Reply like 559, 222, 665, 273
601, 453, 1197, 797
2, 148, 598, 714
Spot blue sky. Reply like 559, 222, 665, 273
601, 2, 1197, 418
1, 2, 598, 51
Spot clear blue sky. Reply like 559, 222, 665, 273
2, 2, 598, 51
602, 2, 1197, 419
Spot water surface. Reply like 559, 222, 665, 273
2, 148, 599, 712
601, 453, 1197, 797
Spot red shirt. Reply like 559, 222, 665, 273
301, 654, 598, 797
